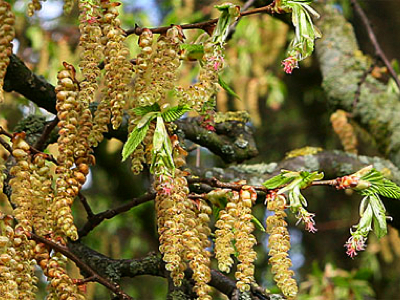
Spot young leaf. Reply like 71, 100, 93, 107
262, 174, 293, 189
369, 194, 388, 238
213, 3, 240, 44
121, 121, 151, 162
218, 75, 241, 100
161, 105, 192, 122
132, 103, 160, 116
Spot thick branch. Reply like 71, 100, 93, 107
176, 118, 258, 163
315, 4, 400, 167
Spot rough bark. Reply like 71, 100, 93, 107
315, 3, 400, 167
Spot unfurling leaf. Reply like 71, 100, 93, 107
161, 105, 192, 122
122, 120, 153, 162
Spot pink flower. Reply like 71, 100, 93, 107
282, 56, 298, 74
305, 221, 318, 233
296, 207, 317, 233
345, 235, 366, 258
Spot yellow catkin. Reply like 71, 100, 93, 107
133, 29, 155, 107
177, 39, 223, 112
214, 191, 237, 273
0, 214, 18, 299
8, 134, 38, 299
46, 250, 86, 300
101, 0, 132, 130
235, 186, 257, 292
266, 194, 298, 299
0, 0, 15, 103
183, 197, 212, 300
330, 109, 358, 154
54, 62, 80, 241
31, 153, 54, 236
155, 169, 187, 286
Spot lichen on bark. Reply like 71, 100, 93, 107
315, 4, 400, 167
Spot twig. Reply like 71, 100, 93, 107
78, 192, 156, 238
34, 117, 59, 151
125, 3, 277, 36
78, 193, 94, 218
350, 0, 400, 90
29, 233, 133, 300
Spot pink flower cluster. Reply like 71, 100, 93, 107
281, 56, 299, 74
344, 234, 366, 258
296, 207, 317, 233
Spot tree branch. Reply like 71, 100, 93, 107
4, 55, 258, 163
29, 233, 133, 300
78, 192, 156, 238
315, 3, 400, 168
350, 0, 400, 90
124, 3, 277, 36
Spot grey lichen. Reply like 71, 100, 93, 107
316, 3, 400, 167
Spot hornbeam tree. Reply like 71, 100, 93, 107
1, 0, 400, 299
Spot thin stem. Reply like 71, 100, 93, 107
34, 117, 59, 151
350, 0, 400, 90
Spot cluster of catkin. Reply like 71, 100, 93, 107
214, 186, 258, 292
5, 133, 84, 299
89, 0, 133, 147
0, 0, 15, 103
154, 150, 212, 300
266, 193, 298, 299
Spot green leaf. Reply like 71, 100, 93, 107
218, 75, 241, 100
213, 3, 240, 44
262, 174, 294, 189
161, 105, 192, 122
369, 194, 388, 238
137, 112, 158, 129
121, 121, 151, 162
132, 103, 160, 116
358, 203, 373, 233
359, 168, 400, 199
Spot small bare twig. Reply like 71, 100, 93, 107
78, 192, 156, 238
78, 193, 94, 218
350, 0, 400, 90
34, 117, 59, 151
29, 233, 133, 300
